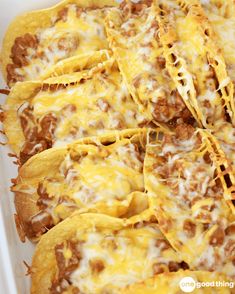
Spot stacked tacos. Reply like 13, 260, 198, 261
1, 0, 235, 293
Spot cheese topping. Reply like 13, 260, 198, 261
201, 0, 235, 122
8, 4, 112, 83
15, 59, 148, 163
194, 224, 235, 275
200, 0, 235, 18
205, 13, 235, 81
34, 66, 146, 145
105, 2, 191, 124
27, 137, 145, 231
62, 224, 184, 293
144, 127, 234, 277
156, 0, 229, 128
213, 122, 235, 167
210, 122, 235, 205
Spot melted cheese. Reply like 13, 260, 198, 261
105, 4, 189, 123
202, 3, 235, 100
15, 4, 111, 81
194, 227, 235, 275
200, 0, 235, 18
211, 122, 235, 203
156, 0, 231, 127
199, 0, 235, 128
34, 137, 145, 223
18, 59, 147, 148
210, 14, 235, 80
69, 224, 182, 293
144, 130, 234, 276
213, 122, 235, 168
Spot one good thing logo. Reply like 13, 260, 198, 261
179, 277, 196, 293
179, 277, 234, 293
